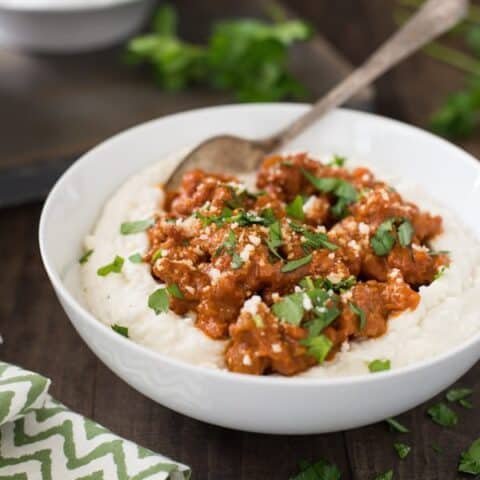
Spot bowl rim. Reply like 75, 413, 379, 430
39, 102, 480, 387
0, 0, 146, 13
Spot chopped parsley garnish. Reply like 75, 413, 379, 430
128, 253, 143, 264
266, 221, 283, 259
148, 288, 169, 314
427, 402, 458, 427
167, 283, 184, 299
349, 302, 366, 330
281, 253, 312, 273
429, 249, 450, 256
120, 218, 154, 234
393, 443, 411, 460
460, 399, 473, 409
97, 255, 125, 276
446, 387, 473, 403
370, 217, 414, 256
368, 359, 391, 373
373, 470, 393, 480
196, 207, 233, 226
328, 154, 346, 167
79, 249, 93, 265
231, 252, 244, 269
252, 314, 264, 328
290, 458, 341, 480
111, 324, 129, 337
151, 249, 163, 262
301, 334, 332, 364
289, 222, 337, 252
215, 230, 236, 257
272, 293, 304, 325
302, 169, 358, 219
458, 438, 480, 475
397, 219, 414, 247
286, 195, 305, 220
385, 417, 409, 433
432, 443, 443, 454
370, 219, 396, 256
434, 266, 448, 281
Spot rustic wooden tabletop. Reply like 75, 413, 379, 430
1, 1, 479, 479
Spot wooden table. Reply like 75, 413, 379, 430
1, 1, 479, 478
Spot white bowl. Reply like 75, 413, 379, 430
0, 0, 155, 53
39, 104, 480, 434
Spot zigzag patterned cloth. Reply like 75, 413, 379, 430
0, 362, 191, 480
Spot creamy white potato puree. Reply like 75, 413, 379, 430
80, 152, 480, 377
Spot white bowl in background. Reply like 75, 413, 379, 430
39, 104, 480, 434
0, 0, 156, 53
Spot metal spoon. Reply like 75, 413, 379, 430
166, 0, 468, 190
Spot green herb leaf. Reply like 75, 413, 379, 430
301, 334, 332, 364
215, 230, 237, 257
281, 254, 312, 273
432, 443, 443, 454
120, 218, 154, 234
148, 288, 169, 314
128, 253, 143, 264
458, 438, 480, 475
349, 302, 366, 330
231, 252, 244, 270
272, 293, 304, 325
97, 255, 125, 276
427, 402, 458, 427
111, 324, 129, 337
152, 4, 177, 36
290, 458, 341, 480
370, 218, 396, 256
460, 398, 473, 409
368, 359, 391, 373
286, 195, 305, 220
289, 222, 337, 252
393, 443, 411, 460
253, 314, 264, 328
266, 221, 283, 259
79, 249, 93, 265
397, 219, 414, 247
302, 169, 338, 192
385, 417, 409, 433
167, 283, 184, 299
151, 249, 163, 262
446, 387, 473, 403
329, 155, 346, 168
373, 470, 393, 480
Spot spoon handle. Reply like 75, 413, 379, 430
268, 0, 469, 149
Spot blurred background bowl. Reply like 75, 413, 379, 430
0, 0, 156, 53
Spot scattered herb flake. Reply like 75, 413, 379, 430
460, 398, 473, 409
272, 293, 304, 325
281, 253, 313, 273
152, 249, 163, 262
290, 458, 341, 480
329, 155, 346, 167
393, 443, 411, 460
427, 402, 458, 427
79, 249, 93, 265
431, 443, 443, 454
231, 252, 244, 270
97, 255, 125, 276
111, 324, 129, 337
370, 218, 396, 256
128, 253, 143, 264
446, 387, 473, 403
167, 283, 184, 299
397, 219, 414, 247
148, 288, 169, 314
253, 314, 264, 328
301, 334, 332, 364
458, 438, 480, 475
267, 221, 283, 259
373, 470, 393, 480
369, 359, 391, 373
385, 417, 409, 433
120, 218, 154, 234
349, 302, 366, 330
286, 195, 305, 220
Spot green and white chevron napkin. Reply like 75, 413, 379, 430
0, 361, 190, 480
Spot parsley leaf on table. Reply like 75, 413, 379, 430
385, 417, 409, 433
427, 402, 458, 427
126, 4, 311, 102
458, 437, 480, 475
290, 458, 341, 480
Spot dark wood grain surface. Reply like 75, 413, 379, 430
1, 1, 479, 479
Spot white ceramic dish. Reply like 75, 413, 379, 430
0, 0, 155, 53
39, 104, 480, 434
